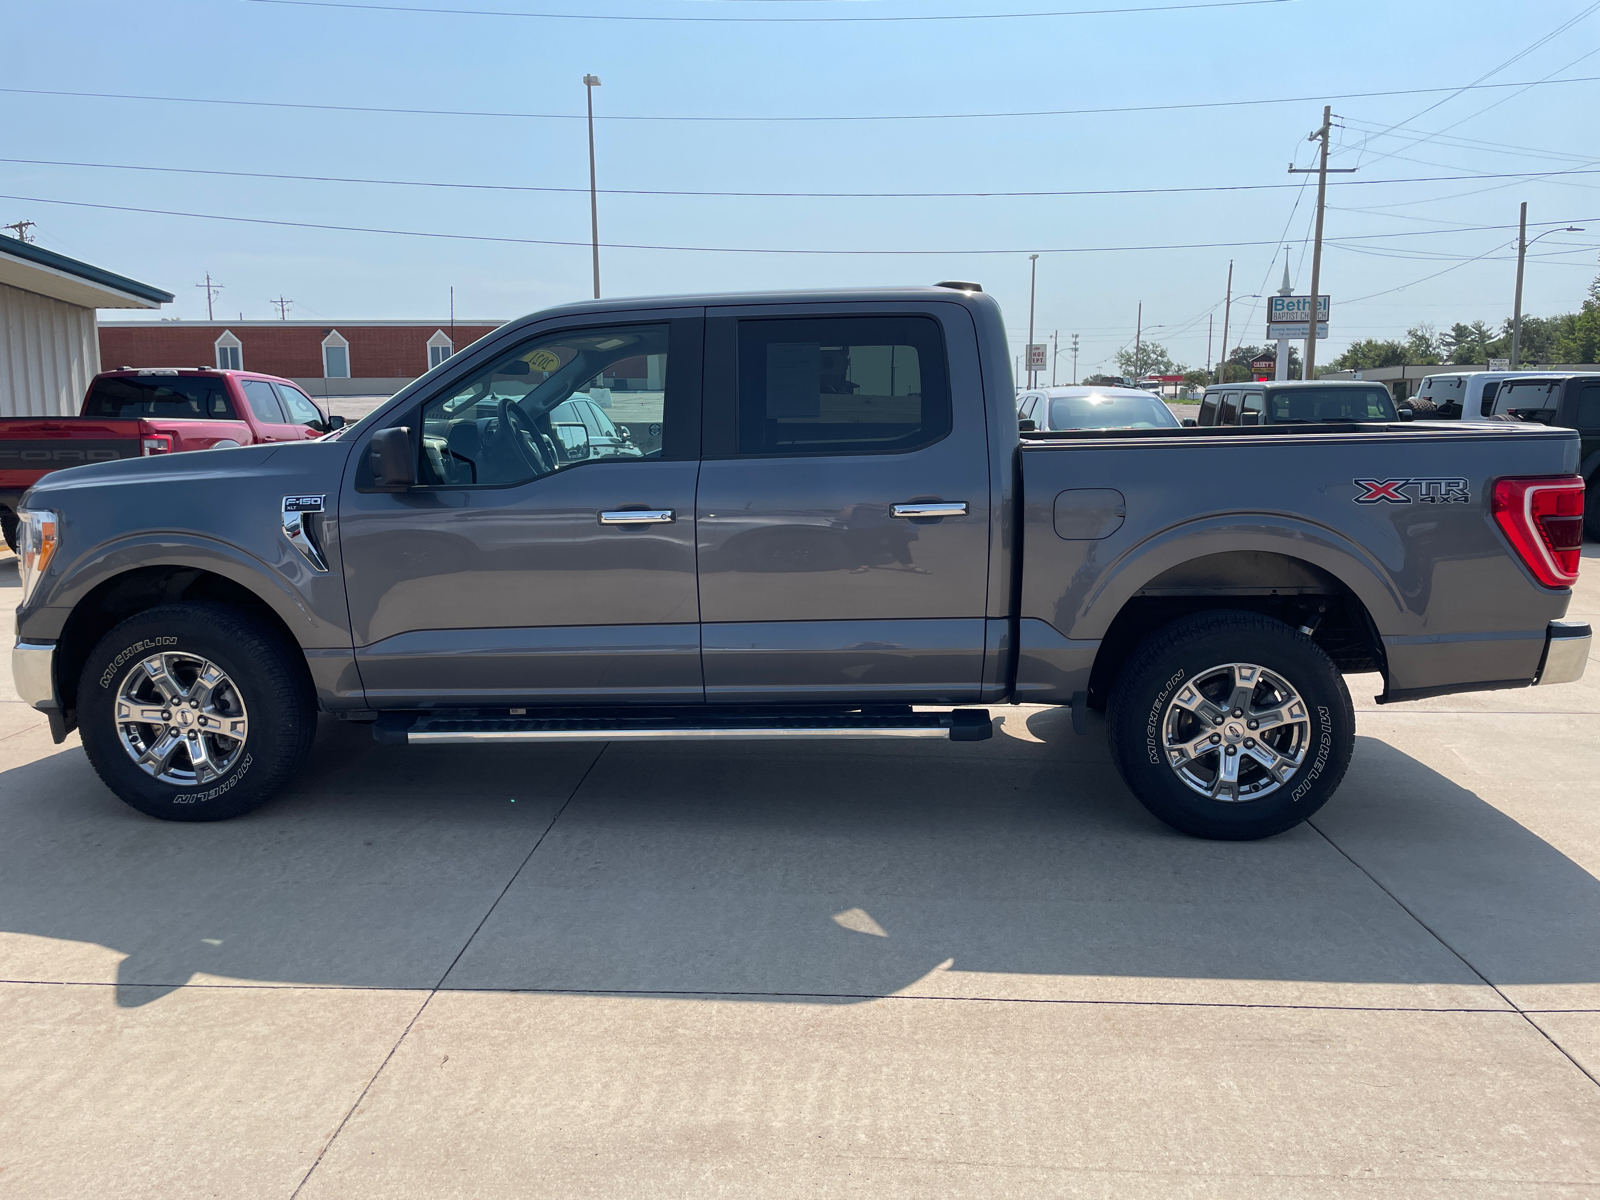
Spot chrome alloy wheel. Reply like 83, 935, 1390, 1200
1161, 662, 1310, 802
114, 651, 250, 786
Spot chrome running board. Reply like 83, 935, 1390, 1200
375, 708, 993, 745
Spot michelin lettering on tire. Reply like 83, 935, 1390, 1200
172, 754, 253, 805
100, 637, 178, 689
1291, 706, 1334, 802
1146, 669, 1185, 764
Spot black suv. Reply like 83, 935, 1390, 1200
1198, 381, 1400, 426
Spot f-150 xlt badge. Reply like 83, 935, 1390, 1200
1354, 478, 1470, 505
281, 495, 329, 571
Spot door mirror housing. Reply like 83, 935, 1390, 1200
1240, 412, 1261, 426
325, 413, 346, 431
553, 422, 592, 461
1181, 418, 1197, 427
1396, 407, 1415, 422
367, 426, 416, 489
1018, 418, 1036, 432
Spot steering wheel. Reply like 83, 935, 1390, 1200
497, 397, 553, 475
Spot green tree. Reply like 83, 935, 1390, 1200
1115, 339, 1182, 380
1440, 320, 1497, 364
1181, 368, 1212, 390
1556, 266, 1600, 364
1502, 313, 1574, 364
1328, 338, 1407, 371
1403, 324, 1443, 364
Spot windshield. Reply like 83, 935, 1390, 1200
1266, 385, 1395, 423
1048, 392, 1179, 430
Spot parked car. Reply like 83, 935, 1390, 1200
0, 368, 341, 550
9, 285, 1588, 842
547, 394, 644, 461
1406, 370, 1561, 419
1486, 374, 1600, 538
1197, 380, 1400, 426
1016, 386, 1181, 431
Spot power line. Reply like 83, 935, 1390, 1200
2, 75, 1597, 125
3, 189, 1587, 256
10, 155, 1600, 201
244, 0, 1292, 22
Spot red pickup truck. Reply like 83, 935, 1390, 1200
0, 367, 343, 549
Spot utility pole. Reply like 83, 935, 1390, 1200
1289, 106, 1356, 381
270, 296, 293, 320
1051, 330, 1059, 386
1071, 334, 1079, 385
1511, 201, 1529, 368
1206, 314, 1213, 383
196, 272, 222, 321
1217, 261, 1232, 385
1133, 303, 1142, 385
2, 219, 36, 242
449, 285, 455, 338
584, 74, 603, 300
1274, 256, 1293, 381
1026, 254, 1039, 388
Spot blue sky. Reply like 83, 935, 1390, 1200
6, 0, 1599, 376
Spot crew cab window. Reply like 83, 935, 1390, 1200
735, 316, 950, 456
1479, 380, 1501, 417
1197, 393, 1218, 425
1574, 383, 1600, 430
1266, 386, 1395, 422
274, 383, 325, 427
1241, 393, 1264, 424
240, 380, 286, 424
1218, 392, 1241, 424
83, 375, 234, 419
416, 323, 668, 487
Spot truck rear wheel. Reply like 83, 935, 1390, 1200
1106, 610, 1355, 841
77, 603, 317, 821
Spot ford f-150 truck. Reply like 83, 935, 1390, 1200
0, 367, 342, 549
9, 285, 1592, 839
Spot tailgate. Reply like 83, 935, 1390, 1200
0, 418, 145, 491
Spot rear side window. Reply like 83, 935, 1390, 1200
1197, 393, 1218, 425
1219, 392, 1241, 424
83, 375, 234, 419
1266, 386, 1394, 422
1241, 393, 1264, 423
736, 316, 950, 456
1495, 380, 1558, 417
1479, 380, 1500, 417
240, 380, 286, 424
1577, 383, 1600, 430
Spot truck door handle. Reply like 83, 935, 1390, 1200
891, 502, 967, 519
599, 509, 675, 525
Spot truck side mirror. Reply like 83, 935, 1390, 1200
368, 427, 416, 489
1182, 418, 1197, 427
326, 414, 346, 431
1396, 408, 1414, 422
1018, 418, 1037, 432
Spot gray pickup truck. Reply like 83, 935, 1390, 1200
10, 285, 1592, 840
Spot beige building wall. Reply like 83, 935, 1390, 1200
0, 281, 100, 417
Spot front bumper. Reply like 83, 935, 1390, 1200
1536, 620, 1592, 686
13, 640, 56, 709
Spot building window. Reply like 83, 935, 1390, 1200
428, 329, 454, 369
214, 330, 243, 371
322, 330, 350, 379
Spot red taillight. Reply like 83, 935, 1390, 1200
1491, 475, 1585, 588
141, 434, 173, 456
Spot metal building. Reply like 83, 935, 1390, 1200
0, 238, 172, 417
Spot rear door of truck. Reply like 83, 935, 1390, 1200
694, 301, 992, 703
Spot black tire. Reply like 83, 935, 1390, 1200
1, 510, 16, 554
1586, 478, 1600, 543
1106, 610, 1355, 841
77, 603, 316, 821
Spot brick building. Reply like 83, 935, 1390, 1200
98, 319, 505, 397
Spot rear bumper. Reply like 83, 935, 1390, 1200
1536, 620, 1591, 686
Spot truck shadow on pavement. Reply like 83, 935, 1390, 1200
0, 714, 1594, 1009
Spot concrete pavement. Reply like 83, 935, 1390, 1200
1, 549, 1598, 1197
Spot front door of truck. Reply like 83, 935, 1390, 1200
338, 313, 703, 707
694, 305, 991, 703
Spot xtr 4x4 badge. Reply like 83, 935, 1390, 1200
1353, 477, 1470, 505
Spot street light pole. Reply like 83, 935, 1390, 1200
1133, 302, 1142, 386
1071, 333, 1079, 385
1027, 254, 1039, 389
584, 74, 602, 300
1217, 261, 1232, 386
1511, 210, 1586, 368
1051, 330, 1058, 387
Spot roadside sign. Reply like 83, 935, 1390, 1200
1488, 358, 1510, 372
1249, 353, 1276, 374
1027, 343, 1048, 371
1268, 295, 1330, 324
1267, 322, 1329, 340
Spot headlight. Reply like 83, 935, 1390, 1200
17, 509, 58, 605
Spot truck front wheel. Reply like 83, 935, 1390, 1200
1106, 611, 1355, 840
77, 603, 317, 821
